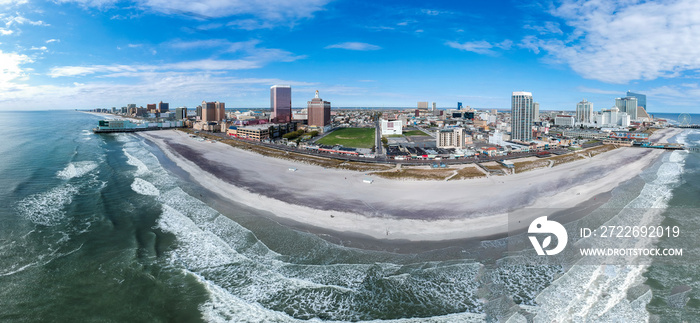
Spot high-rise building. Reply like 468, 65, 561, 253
457, 102, 463, 110
146, 104, 157, 113
271, 85, 292, 123
626, 91, 646, 110
201, 101, 217, 122
307, 90, 331, 128
196, 105, 202, 120
615, 97, 638, 120
511, 91, 534, 142
432, 102, 436, 111
175, 107, 187, 120
158, 101, 169, 113
214, 101, 226, 121
417, 102, 429, 109
576, 99, 593, 123
533, 102, 540, 121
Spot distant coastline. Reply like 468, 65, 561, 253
136, 127, 682, 242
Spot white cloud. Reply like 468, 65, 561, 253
226, 19, 275, 30
0, 73, 316, 109
325, 42, 381, 51
0, 50, 31, 86
46, 38, 60, 43
30, 46, 47, 51
48, 59, 262, 77
0, 0, 28, 6
168, 39, 261, 53
127, 43, 142, 48
60, 0, 330, 28
527, 0, 700, 84
524, 21, 563, 35
446, 39, 512, 55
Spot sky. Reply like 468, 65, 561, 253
2, 0, 700, 113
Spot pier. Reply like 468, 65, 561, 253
632, 142, 685, 150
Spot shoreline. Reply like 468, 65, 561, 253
137, 128, 682, 242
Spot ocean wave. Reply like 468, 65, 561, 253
15, 184, 79, 226
131, 178, 160, 196
56, 161, 99, 180
530, 140, 688, 321
123, 149, 149, 175
157, 195, 485, 321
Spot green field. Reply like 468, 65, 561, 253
403, 130, 430, 136
316, 127, 376, 148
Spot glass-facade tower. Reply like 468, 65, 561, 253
511, 91, 533, 142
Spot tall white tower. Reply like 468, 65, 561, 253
511, 91, 533, 142
576, 99, 593, 123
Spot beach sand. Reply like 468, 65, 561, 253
138, 128, 681, 242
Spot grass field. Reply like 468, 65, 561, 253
403, 130, 430, 136
316, 127, 376, 148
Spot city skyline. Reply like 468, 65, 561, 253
2, 0, 700, 112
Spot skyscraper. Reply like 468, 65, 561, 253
158, 101, 169, 113
175, 107, 187, 120
511, 91, 533, 142
271, 85, 292, 123
417, 102, 429, 109
626, 91, 646, 110
307, 90, 331, 128
533, 102, 540, 121
432, 102, 436, 111
615, 97, 638, 120
214, 101, 226, 121
201, 101, 217, 122
457, 102, 463, 110
576, 99, 593, 123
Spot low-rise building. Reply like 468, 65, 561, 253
380, 119, 403, 135
562, 129, 609, 140
554, 115, 575, 127
233, 123, 296, 141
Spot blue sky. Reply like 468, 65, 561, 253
2, 0, 700, 113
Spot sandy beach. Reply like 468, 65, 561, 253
139, 128, 682, 242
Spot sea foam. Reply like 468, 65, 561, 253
15, 184, 79, 226
56, 161, 99, 180
123, 149, 149, 176
530, 137, 688, 321
131, 178, 160, 196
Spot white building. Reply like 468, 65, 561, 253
576, 99, 593, 123
380, 119, 403, 135
437, 127, 467, 149
533, 102, 540, 121
511, 91, 534, 141
555, 115, 575, 127
488, 130, 511, 147
595, 107, 631, 127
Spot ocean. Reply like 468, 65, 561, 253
0, 110, 698, 322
